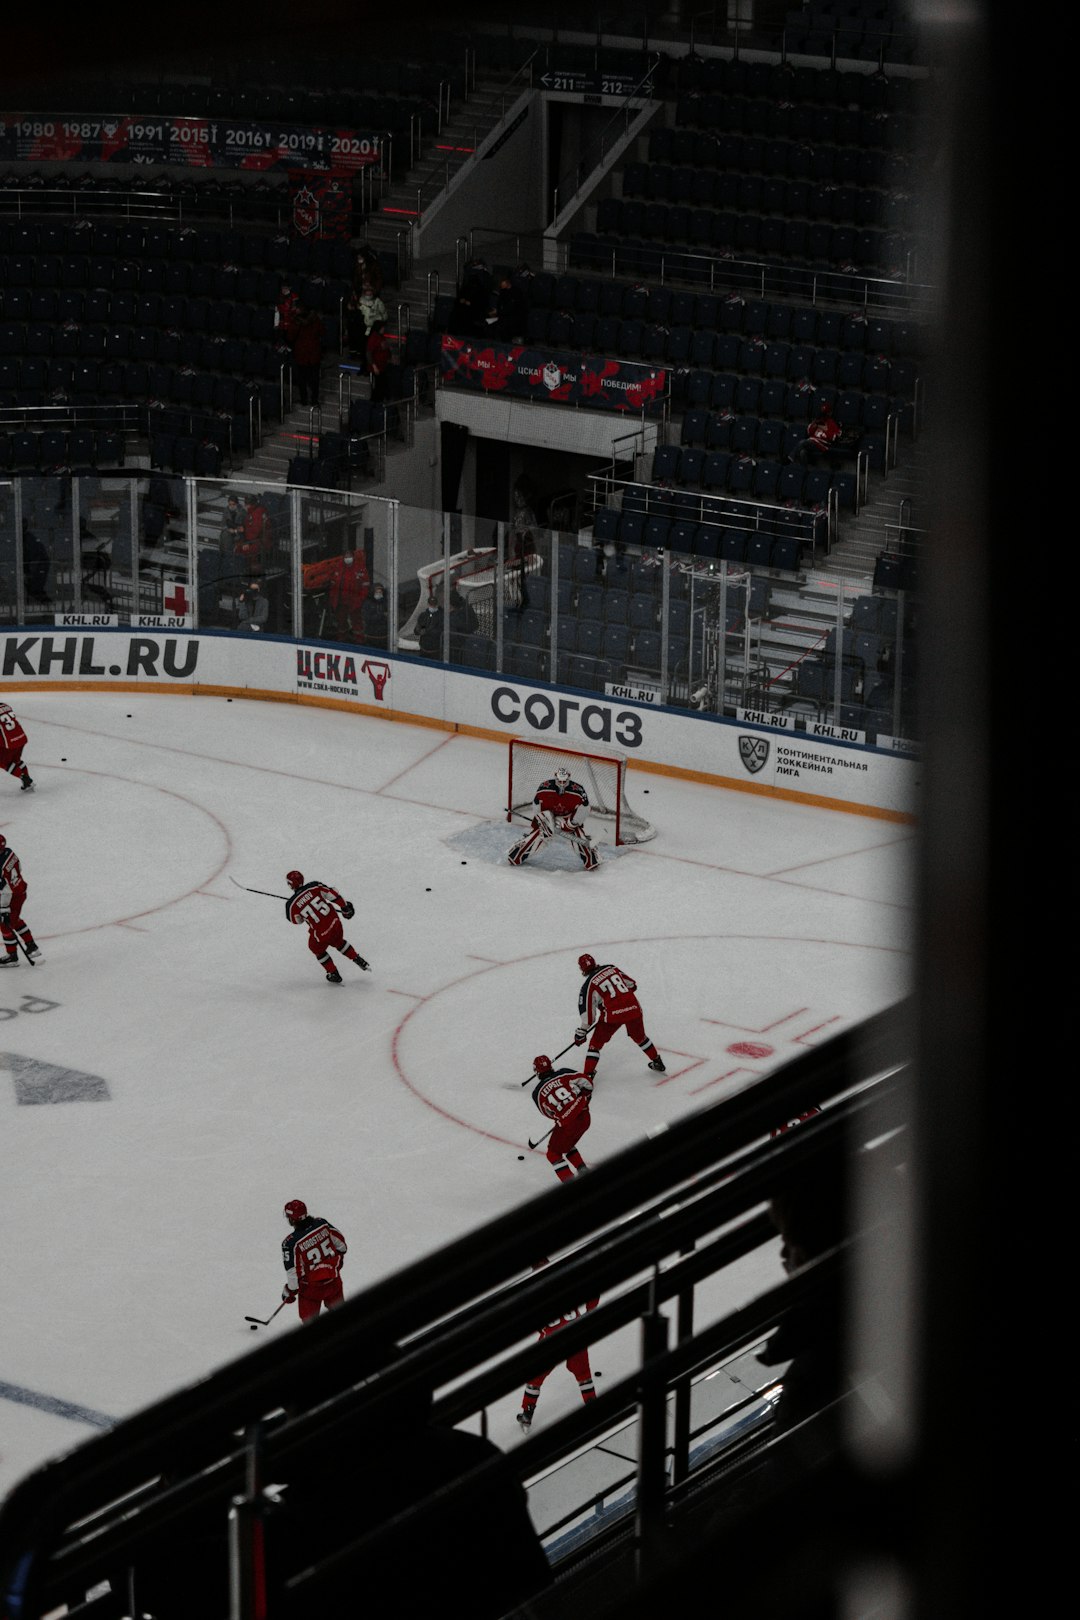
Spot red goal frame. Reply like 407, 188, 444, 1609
506, 736, 656, 845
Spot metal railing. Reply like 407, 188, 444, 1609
0, 184, 290, 230
573, 237, 930, 313
549, 55, 662, 223
0, 1002, 912, 1620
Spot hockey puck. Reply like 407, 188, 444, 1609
249, 1323, 258, 1331
461, 861, 467, 865
517, 1155, 525, 1161
425, 887, 432, 892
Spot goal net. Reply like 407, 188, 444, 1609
507, 737, 656, 845
397, 544, 543, 646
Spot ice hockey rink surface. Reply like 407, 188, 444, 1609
0, 690, 915, 1498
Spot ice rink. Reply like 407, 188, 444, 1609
0, 689, 916, 1498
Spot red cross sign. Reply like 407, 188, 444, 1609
164, 582, 190, 616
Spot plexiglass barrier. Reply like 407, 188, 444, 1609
0, 475, 919, 747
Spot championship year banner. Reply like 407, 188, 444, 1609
0, 115, 382, 174
439, 336, 667, 416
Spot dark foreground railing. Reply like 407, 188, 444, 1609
0, 999, 912, 1620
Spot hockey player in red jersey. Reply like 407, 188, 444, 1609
575, 954, 664, 1079
530, 1055, 592, 1183
516, 1264, 599, 1432
281, 1199, 348, 1321
0, 836, 41, 965
508, 766, 599, 871
285, 872, 371, 984
0, 702, 34, 792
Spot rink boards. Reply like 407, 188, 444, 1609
0, 628, 919, 822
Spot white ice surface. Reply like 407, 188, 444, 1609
0, 691, 916, 1499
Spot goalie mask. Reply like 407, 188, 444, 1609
554, 767, 571, 788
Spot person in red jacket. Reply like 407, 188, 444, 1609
0, 835, 41, 965
0, 701, 34, 792
301, 551, 370, 641
281, 1199, 348, 1322
291, 303, 326, 407
801, 400, 843, 465
234, 494, 272, 574
517, 1263, 599, 1431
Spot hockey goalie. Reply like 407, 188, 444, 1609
508, 767, 599, 873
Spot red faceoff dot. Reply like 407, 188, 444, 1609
727, 1041, 775, 1059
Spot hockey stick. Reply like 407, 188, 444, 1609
17, 940, 37, 965
520, 1022, 600, 1086
507, 809, 593, 844
230, 877, 290, 900
527, 1126, 555, 1152
244, 1301, 287, 1328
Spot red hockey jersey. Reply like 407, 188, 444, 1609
534, 778, 589, 822
286, 881, 347, 931
578, 963, 640, 1027
537, 1297, 599, 1342
0, 703, 27, 758
532, 1067, 592, 1123
282, 1214, 347, 1292
0, 848, 26, 903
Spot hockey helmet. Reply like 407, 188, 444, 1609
578, 953, 596, 975
284, 1199, 308, 1223
533, 1055, 553, 1077
554, 766, 571, 786
286, 870, 304, 889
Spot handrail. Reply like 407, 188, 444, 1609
410, 48, 538, 226
0, 1001, 912, 1620
550, 54, 661, 222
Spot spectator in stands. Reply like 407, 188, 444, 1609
447, 585, 479, 657
509, 478, 538, 611
756, 1149, 848, 1480
366, 321, 391, 403
219, 493, 245, 563
799, 401, 843, 466
495, 275, 528, 342
356, 280, 388, 370
461, 254, 493, 312
360, 581, 389, 648
236, 580, 269, 632
235, 494, 272, 574
21, 526, 51, 605
264, 1378, 553, 1618
291, 304, 326, 408
275, 282, 300, 343
344, 285, 367, 359
417, 588, 445, 657
355, 243, 383, 295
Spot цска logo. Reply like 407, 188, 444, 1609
738, 735, 770, 775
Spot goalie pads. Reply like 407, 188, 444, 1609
508, 817, 553, 866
